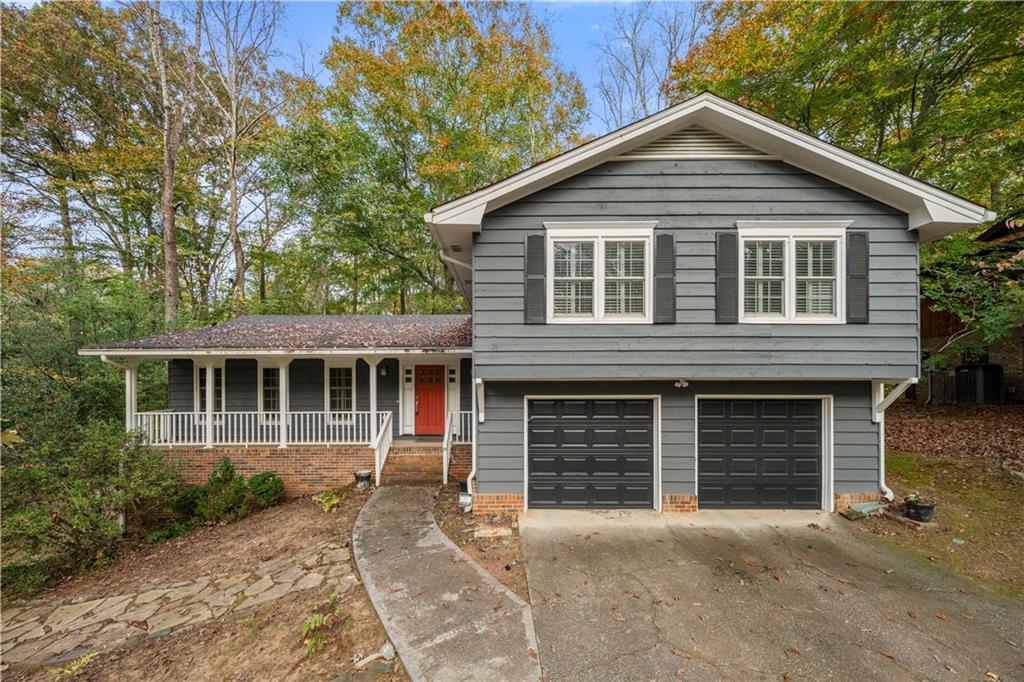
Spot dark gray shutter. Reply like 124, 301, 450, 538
846, 231, 869, 324
653, 232, 676, 324
524, 234, 546, 324
715, 232, 739, 323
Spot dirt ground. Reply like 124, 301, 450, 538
859, 403, 1024, 601
7, 488, 409, 682
432, 483, 529, 602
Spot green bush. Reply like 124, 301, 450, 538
1, 422, 180, 581
146, 522, 191, 544
195, 458, 251, 522
174, 484, 206, 519
249, 472, 285, 508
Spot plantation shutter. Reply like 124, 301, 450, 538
653, 232, 676, 324
715, 232, 739, 323
524, 233, 546, 324
846, 231, 869, 324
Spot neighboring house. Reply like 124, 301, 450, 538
83, 93, 993, 513
918, 212, 1023, 404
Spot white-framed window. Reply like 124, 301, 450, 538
736, 220, 850, 324
195, 364, 225, 413
544, 221, 657, 323
324, 362, 355, 413
258, 363, 281, 419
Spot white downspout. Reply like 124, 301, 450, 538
872, 378, 918, 502
467, 378, 483, 495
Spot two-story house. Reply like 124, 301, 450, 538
83, 94, 993, 514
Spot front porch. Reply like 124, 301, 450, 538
80, 315, 475, 490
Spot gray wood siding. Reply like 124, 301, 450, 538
473, 158, 920, 380
168, 360, 194, 412
477, 380, 879, 497
289, 359, 325, 411
225, 359, 257, 411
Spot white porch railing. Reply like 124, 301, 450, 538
372, 412, 394, 486
133, 410, 379, 447
454, 410, 473, 444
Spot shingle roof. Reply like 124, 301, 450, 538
88, 315, 472, 351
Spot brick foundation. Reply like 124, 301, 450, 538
472, 492, 524, 515
448, 444, 472, 481
661, 494, 698, 512
163, 445, 374, 498
834, 492, 882, 510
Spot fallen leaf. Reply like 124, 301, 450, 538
985, 673, 1000, 681
935, 612, 948, 622
675, 668, 685, 678
879, 651, 896, 660
785, 647, 801, 657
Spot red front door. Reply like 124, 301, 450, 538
415, 365, 446, 435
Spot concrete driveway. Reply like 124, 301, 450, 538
521, 510, 1023, 681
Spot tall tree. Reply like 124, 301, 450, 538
592, 1, 708, 130
194, 0, 282, 311
665, 1, 1024, 213
144, 0, 203, 326
264, 0, 587, 314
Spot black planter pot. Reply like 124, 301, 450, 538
905, 500, 935, 523
354, 470, 373, 489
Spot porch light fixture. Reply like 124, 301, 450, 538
379, 365, 387, 377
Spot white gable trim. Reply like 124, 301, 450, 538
426, 93, 993, 244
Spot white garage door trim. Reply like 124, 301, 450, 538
523, 394, 662, 513
694, 394, 835, 512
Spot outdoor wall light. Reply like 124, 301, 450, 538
380, 365, 387, 377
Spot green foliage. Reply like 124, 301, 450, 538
146, 522, 191, 545
1, 424, 180, 593
195, 458, 251, 523
921, 234, 1024, 368
301, 612, 328, 655
174, 484, 207, 520
248, 472, 285, 509
312, 490, 345, 513
666, 2, 1024, 214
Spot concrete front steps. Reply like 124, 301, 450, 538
380, 442, 443, 484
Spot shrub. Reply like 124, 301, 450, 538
195, 458, 251, 522
1, 422, 180, 580
146, 522, 191, 544
249, 472, 285, 508
173, 484, 206, 519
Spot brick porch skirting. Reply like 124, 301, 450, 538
163, 445, 374, 498
448, 444, 472, 482
661, 494, 698, 512
834, 492, 882, 510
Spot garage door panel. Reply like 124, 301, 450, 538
698, 398, 823, 509
528, 398, 654, 509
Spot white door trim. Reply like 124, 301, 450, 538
694, 394, 835, 512
522, 394, 662, 513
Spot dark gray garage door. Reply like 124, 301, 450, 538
528, 399, 654, 509
698, 399, 822, 509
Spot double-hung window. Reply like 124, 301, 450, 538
545, 222, 656, 323
737, 221, 849, 323
327, 366, 354, 412
196, 366, 224, 412
261, 367, 280, 412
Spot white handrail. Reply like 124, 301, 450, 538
372, 411, 393, 486
454, 410, 473, 444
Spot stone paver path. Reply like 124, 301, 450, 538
2, 540, 357, 671
353, 487, 540, 682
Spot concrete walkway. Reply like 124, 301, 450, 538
353, 487, 540, 682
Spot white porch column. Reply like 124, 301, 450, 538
278, 359, 290, 448
368, 358, 380, 440
204, 361, 214, 449
124, 362, 138, 432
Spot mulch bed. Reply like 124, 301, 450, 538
886, 402, 1024, 471
432, 484, 530, 603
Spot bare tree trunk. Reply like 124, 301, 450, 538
228, 145, 245, 310
57, 183, 74, 267
146, 0, 201, 327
